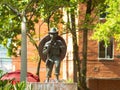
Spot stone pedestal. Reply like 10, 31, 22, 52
27, 82, 77, 90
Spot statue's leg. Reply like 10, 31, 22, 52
46, 62, 54, 82
54, 60, 61, 82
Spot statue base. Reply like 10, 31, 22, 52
27, 82, 77, 90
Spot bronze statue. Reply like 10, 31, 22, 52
38, 27, 67, 82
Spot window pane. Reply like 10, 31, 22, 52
99, 38, 113, 59
99, 41, 105, 58
107, 39, 113, 58
100, 12, 107, 18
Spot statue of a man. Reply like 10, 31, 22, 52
43, 28, 65, 82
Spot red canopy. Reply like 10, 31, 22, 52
1, 70, 40, 84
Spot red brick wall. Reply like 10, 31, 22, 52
77, 30, 120, 79
88, 79, 120, 90
87, 60, 120, 79
75, 30, 120, 89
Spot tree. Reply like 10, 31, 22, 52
62, 1, 81, 90
78, 0, 106, 89
92, 0, 120, 48
38, 0, 69, 29
81, 1, 92, 89
0, 0, 69, 82
0, 0, 40, 82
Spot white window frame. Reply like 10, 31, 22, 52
98, 39, 114, 60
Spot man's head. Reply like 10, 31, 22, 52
49, 27, 58, 40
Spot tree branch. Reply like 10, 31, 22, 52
4, 3, 21, 16
24, 0, 39, 14
27, 33, 38, 50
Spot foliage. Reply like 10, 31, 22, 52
0, 80, 27, 90
92, 0, 120, 47
38, 0, 70, 28
0, 0, 40, 56
0, 80, 13, 90
0, 70, 6, 78
13, 82, 26, 90
0, 0, 71, 56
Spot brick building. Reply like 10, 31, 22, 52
11, 6, 120, 90
11, 21, 120, 90
81, 31, 120, 90
61, 28, 120, 90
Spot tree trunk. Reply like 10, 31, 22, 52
81, 28, 88, 90
81, 0, 92, 90
27, 33, 41, 80
20, 14, 27, 82
70, 10, 81, 85
36, 58, 41, 79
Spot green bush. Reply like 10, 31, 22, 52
0, 80, 27, 90
13, 82, 26, 90
0, 80, 14, 90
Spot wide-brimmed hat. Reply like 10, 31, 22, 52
49, 27, 58, 34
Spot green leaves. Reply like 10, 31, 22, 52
14, 81, 26, 90
92, 0, 120, 48
0, 80, 26, 90
0, 0, 40, 56
0, 80, 14, 90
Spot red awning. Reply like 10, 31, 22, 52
1, 70, 40, 84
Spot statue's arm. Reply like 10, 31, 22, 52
59, 40, 65, 52
43, 42, 51, 54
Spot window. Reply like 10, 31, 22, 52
99, 6, 109, 20
98, 38, 113, 60
0, 44, 12, 71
